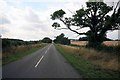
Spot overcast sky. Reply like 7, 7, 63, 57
0, 0, 119, 41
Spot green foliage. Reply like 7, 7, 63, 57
78, 37, 112, 41
3, 44, 46, 65
2, 38, 24, 49
52, 22, 61, 29
86, 44, 120, 56
55, 44, 119, 78
41, 37, 52, 43
79, 37, 88, 41
51, 9, 65, 20
54, 33, 70, 45
2, 38, 41, 50
51, 1, 120, 47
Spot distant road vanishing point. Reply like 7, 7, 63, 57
3, 44, 81, 78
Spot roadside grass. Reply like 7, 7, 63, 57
86, 45, 120, 56
70, 44, 120, 70
2, 43, 47, 65
75, 47, 119, 71
70, 44, 120, 56
55, 44, 119, 78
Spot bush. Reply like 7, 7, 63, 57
2, 38, 24, 49
54, 33, 70, 45
86, 44, 120, 56
41, 37, 52, 43
2, 38, 41, 50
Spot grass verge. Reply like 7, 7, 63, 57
3, 44, 47, 65
55, 44, 119, 78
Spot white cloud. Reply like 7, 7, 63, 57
24, 8, 40, 23
0, 0, 8, 15
0, 0, 119, 40
0, 16, 10, 24
107, 30, 119, 40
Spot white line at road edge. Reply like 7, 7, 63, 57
35, 55, 44, 68
34, 44, 52, 68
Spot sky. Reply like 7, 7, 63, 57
0, 0, 119, 41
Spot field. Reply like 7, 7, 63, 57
56, 44, 119, 78
71, 41, 120, 46
2, 43, 47, 65
64, 45, 119, 71
56, 40, 119, 78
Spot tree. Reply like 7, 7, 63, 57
51, 1, 120, 46
41, 37, 52, 43
54, 33, 70, 45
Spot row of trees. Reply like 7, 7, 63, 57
2, 35, 70, 50
51, 1, 120, 47
41, 33, 70, 45
41, 37, 52, 43
79, 37, 112, 41
54, 33, 70, 45
2, 37, 54, 50
2, 38, 41, 49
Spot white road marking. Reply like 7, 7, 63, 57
45, 50, 47, 54
34, 44, 52, 68
45, 44, 52, 54
35, 55, 44, 68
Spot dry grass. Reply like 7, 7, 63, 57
71, 41, 120, 46
61, 45, 119, 71
2, 43, 46, 59
71, 41, 88, 46
2, 43, 47, 65
103, 41, 119, 46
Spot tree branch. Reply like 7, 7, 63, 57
98, 12, 108, 23
85, 13, 91, 20
67, 26, 87, 35
56, 28, 68, 30
90, 9, 93, 17
59, 18, 66, 24
59, 18, 87, 35
113, 1, 120, 15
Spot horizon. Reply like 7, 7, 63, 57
1, 36, 119, 41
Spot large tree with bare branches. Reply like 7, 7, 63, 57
51, 1, 120, 46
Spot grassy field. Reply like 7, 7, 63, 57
71, 41, 120, 56
71, 41, 119, 46
55, 44, 119, 78
2, 43, 47, 65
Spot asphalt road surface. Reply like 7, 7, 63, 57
3, 44, 81, 78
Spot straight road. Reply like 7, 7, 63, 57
3, 44, 81, 78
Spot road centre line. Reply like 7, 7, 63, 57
34, 44, 52, 68
45, 44, 52, 54
35, 55, 44, 68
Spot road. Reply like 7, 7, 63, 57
3, 44, 81, 78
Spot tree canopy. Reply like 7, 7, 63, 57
2, 38, 41, 50
51, 1, 120, 46
54, 33, 70, 45
41, 37, 52, 43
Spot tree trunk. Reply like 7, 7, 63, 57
86, 30, 105, 47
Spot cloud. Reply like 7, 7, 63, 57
24, 8, 40, 23
107, 30, 119, 40
0, 1, 55, 40
0, 16, 10, 24
1, 0, 119, 40
0, 0, 8, 15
